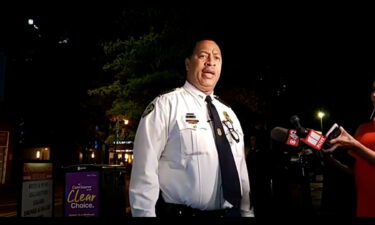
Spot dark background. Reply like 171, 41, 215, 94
1, 8, 375, 164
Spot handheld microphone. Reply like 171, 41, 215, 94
290, 115, 309, 137
270, 127, 300, 147
272, 114, 342, 151
289, 115, 326, 150
289, 115, 341, 151
271, 126, 327, 150
301, 129, 327, 150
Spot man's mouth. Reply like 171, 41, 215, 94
202, 69, 215, 77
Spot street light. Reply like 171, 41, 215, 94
27, 18, 39, 30
317, 111, 325, 133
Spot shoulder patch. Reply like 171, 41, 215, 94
214, 96, 231, 108
158, 88, 177, 97
142, 103, 155, 118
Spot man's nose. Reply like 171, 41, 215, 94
204, 56, 215, 66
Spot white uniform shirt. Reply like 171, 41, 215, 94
129, 81, 254, 217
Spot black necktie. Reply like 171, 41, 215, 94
205, 95, 241, 208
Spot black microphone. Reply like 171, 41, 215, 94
290, 115, 326, 150
290, 115, 309, 137
290, 115, 342, 151
271, 125, 324, 150
270, 127, 300, 147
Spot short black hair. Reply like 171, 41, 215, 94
185, 33, 225, 58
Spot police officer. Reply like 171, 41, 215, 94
129, 39, 254, 217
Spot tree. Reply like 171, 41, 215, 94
88, 26, 187, 144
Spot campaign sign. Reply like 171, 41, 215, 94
64, 171, 100, 217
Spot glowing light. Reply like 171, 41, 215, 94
317, 111, 325, 119
317, 110, 326, 132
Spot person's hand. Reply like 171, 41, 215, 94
324, 126, 358, 153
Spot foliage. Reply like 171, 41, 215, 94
89, 28, 186, 143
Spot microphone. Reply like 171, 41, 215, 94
272, 115, 342, 151
290, 115, 309, 137
289, 115, 341, 151
301, 129, 327, 150
270, 127, 300, 147
271, 126, 326, 150
289, 115, 326, 150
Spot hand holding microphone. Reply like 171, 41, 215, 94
271, 115, 343, 151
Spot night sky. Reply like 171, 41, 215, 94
1, 8, 375, 159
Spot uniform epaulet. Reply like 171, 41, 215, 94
158, 88, 177, 97
214, 96, 231, 108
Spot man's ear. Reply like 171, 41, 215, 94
185, 58, 190, 71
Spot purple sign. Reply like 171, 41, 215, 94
64, 171, 100, 217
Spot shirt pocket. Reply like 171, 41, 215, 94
176, 119, 209, 168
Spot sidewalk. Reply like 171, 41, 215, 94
0, 184, 17, 217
